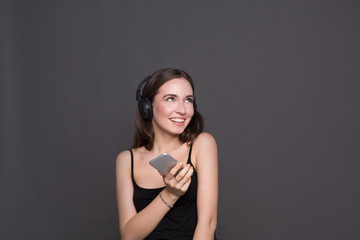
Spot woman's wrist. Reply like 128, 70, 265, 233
161, 188, 179, 206
159, 192, 173, 208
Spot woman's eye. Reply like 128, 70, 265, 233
185, 98, 193, 103
166, 97, 175, 102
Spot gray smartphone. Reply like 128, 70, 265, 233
149, 153, 180, 175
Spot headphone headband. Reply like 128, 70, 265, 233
136, 76, 151, 101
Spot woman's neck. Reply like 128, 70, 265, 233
151, 132, 183, 154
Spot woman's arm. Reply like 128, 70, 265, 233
116, 150, 194, 240
193, 133, 218, 240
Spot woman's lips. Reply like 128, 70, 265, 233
170, 118, 185, 125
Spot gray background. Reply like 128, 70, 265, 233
1, 1, 359, 239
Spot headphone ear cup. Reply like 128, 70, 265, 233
138, 97, 153, 120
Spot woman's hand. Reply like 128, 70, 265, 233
160, 163, 194, 198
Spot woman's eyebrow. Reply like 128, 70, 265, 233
162, 94, 194, 99
162, 94, 177, 99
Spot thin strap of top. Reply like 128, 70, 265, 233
129, 144, 194, 180
128, 148, 135, 183
188, 144, 194, 166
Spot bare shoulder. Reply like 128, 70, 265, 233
192, 133, 218, 168
115, 150, 132, 169
193, 132, 217, 149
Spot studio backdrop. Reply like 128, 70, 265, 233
1, 1, 359, 239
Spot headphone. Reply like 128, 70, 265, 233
136, 76, 197, 121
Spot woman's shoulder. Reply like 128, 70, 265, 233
191, 133, 218, 169
115, 150, 132, 167
192, 132, 217, 159
116, 148, 133, 159
116, 146, 147, 163
193, 132, 217, 148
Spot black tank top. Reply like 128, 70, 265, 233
129, 145, 197, 239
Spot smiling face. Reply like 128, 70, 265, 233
151, 77, 195, 136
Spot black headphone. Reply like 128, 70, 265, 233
136, 76, 197, 121
136, 76, 153, 120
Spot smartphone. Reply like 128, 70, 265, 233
149, 153, 181, 175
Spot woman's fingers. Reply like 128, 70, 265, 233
167, 163, 184, 179
162, 163, 194, 196
167, 164, 193, 184
175, 164, 193, 183
180, 174, 192, 192
174, 164, 188, 182
163, 163, 183, 185
175, 166, 193, 194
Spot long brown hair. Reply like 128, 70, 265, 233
133, 68, 204, 150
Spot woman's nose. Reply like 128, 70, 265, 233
176, 102, 186, 114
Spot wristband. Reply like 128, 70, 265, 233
159, 192, 173, 208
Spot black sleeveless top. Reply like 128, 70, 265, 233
129, 145, 198, 239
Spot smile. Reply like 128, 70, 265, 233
170, 118, 185, 123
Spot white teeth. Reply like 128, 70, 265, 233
170, 118, 185, 123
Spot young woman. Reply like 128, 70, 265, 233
116, 68, 218, 239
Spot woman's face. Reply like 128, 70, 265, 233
151, 77, 195, 136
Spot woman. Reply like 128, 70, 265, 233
116, 68, 218, 239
